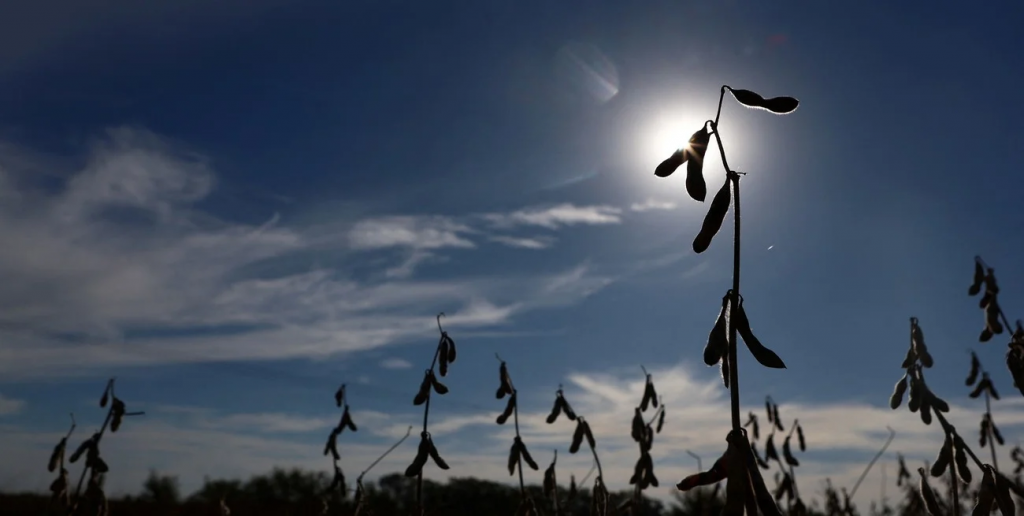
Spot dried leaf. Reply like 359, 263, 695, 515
429, 372, 449, 395
582, 420, 596, 450
693, 177, 731, 254
685, 127, 711, 203
413, 374, 431, 406
930, 435, 952, 477
974, 466, 996, 515
631, 408, 644, 442
797, 425, 806, 452
890, 374, 908, 409
507, 440, 521, 476
497, 393, 516, 425
48, 438, 66, 473
334, 384, 345, 408
918, 468, 941, 516
545, 394, 562, 424
773, 405, 783, 432
704, 294, 730, 366
994, 471, 1015, 516
911, 318, 934, 368
765, 434, 779, 462
519, 442, 539, 471
404, 434, 430, 477
497, 362, 513, 399
954, 436, 972, 483
970, 261, 985, 296
438, 338, 450, 378
735, 298, 786, 368
427, 436, 449, 470
569, 419, 585, 454
967, 352, 981, 386
655, 150, 685, 178
720, 352, 730, 388
657, 408, 666, 433
561, 396, 577, 421
729, 88, 800, 114
340, 406, 358, 432
782, 437, 799, 466
323, 430, 340, 461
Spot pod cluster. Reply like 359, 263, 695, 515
324, 384, 357, 498
968, 258, 1024, 396
620, 370, 664, 512
704, 291, 787, 387
890, 318, 949, 426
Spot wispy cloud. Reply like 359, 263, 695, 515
0, 394, 25, 416
379, 358, 413, 369
348, 216, 475, 250
482, 203, 623, 229
0, 129, 624, 378
488, 235, 555, 249
630, 198, 677, 212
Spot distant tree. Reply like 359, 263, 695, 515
139, 470, 181, 505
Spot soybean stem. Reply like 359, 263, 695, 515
985, 391, 999, 473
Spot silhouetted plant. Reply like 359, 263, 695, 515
754, 397, 809, 515
888, 316, 1024, 516
324, 382, 357, 502
620, 366, 664, 515
965, 351, 1005, 473
546, 385, 608, 515
62, 377, 144, 515
47, 413, 76, 509
494, 356, 540, 515
404, 313, 457, 516
967, 256, 1024, 396
654, 85, 797, 514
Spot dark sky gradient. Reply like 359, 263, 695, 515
0, 0, 1022, 505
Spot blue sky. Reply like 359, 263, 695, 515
1, 0, 1023, 509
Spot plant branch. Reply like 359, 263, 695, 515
849, 426, 895, 499
359, 426, 413, 482
985, 390, 1000, 473
513, 389, 525, 498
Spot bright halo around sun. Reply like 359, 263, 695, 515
637, 109, 715, 196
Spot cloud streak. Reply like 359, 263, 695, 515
482, 203, 623, 229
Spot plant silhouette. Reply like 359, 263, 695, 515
967, 256, 1024, 396
405, 313, 457, 515
656, 84, 798, 514
889, 316, 1024, 515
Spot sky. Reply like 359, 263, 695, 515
0, 0, 1023, 510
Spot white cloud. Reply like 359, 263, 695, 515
0, 393, 25, 416
489, 235, 554, 249
483, 203, 622, 229
630, 198, 677, 212
348, 216, 474, 250
0, 129, 623, 379
379, 358, 413, 370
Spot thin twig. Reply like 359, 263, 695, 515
849, 426, 896, 499
359, 426, 413, 482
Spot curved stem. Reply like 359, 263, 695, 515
715, 86, 728, 127
848, 426, 896, 499
728, 170, 742, 431
711, 121, 741, 431
436, 312, 445, 333
359, 426, 413, 482
686, 450, 703, 474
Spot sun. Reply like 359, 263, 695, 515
635, 108, 717, 196
645, 112, 711, 162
